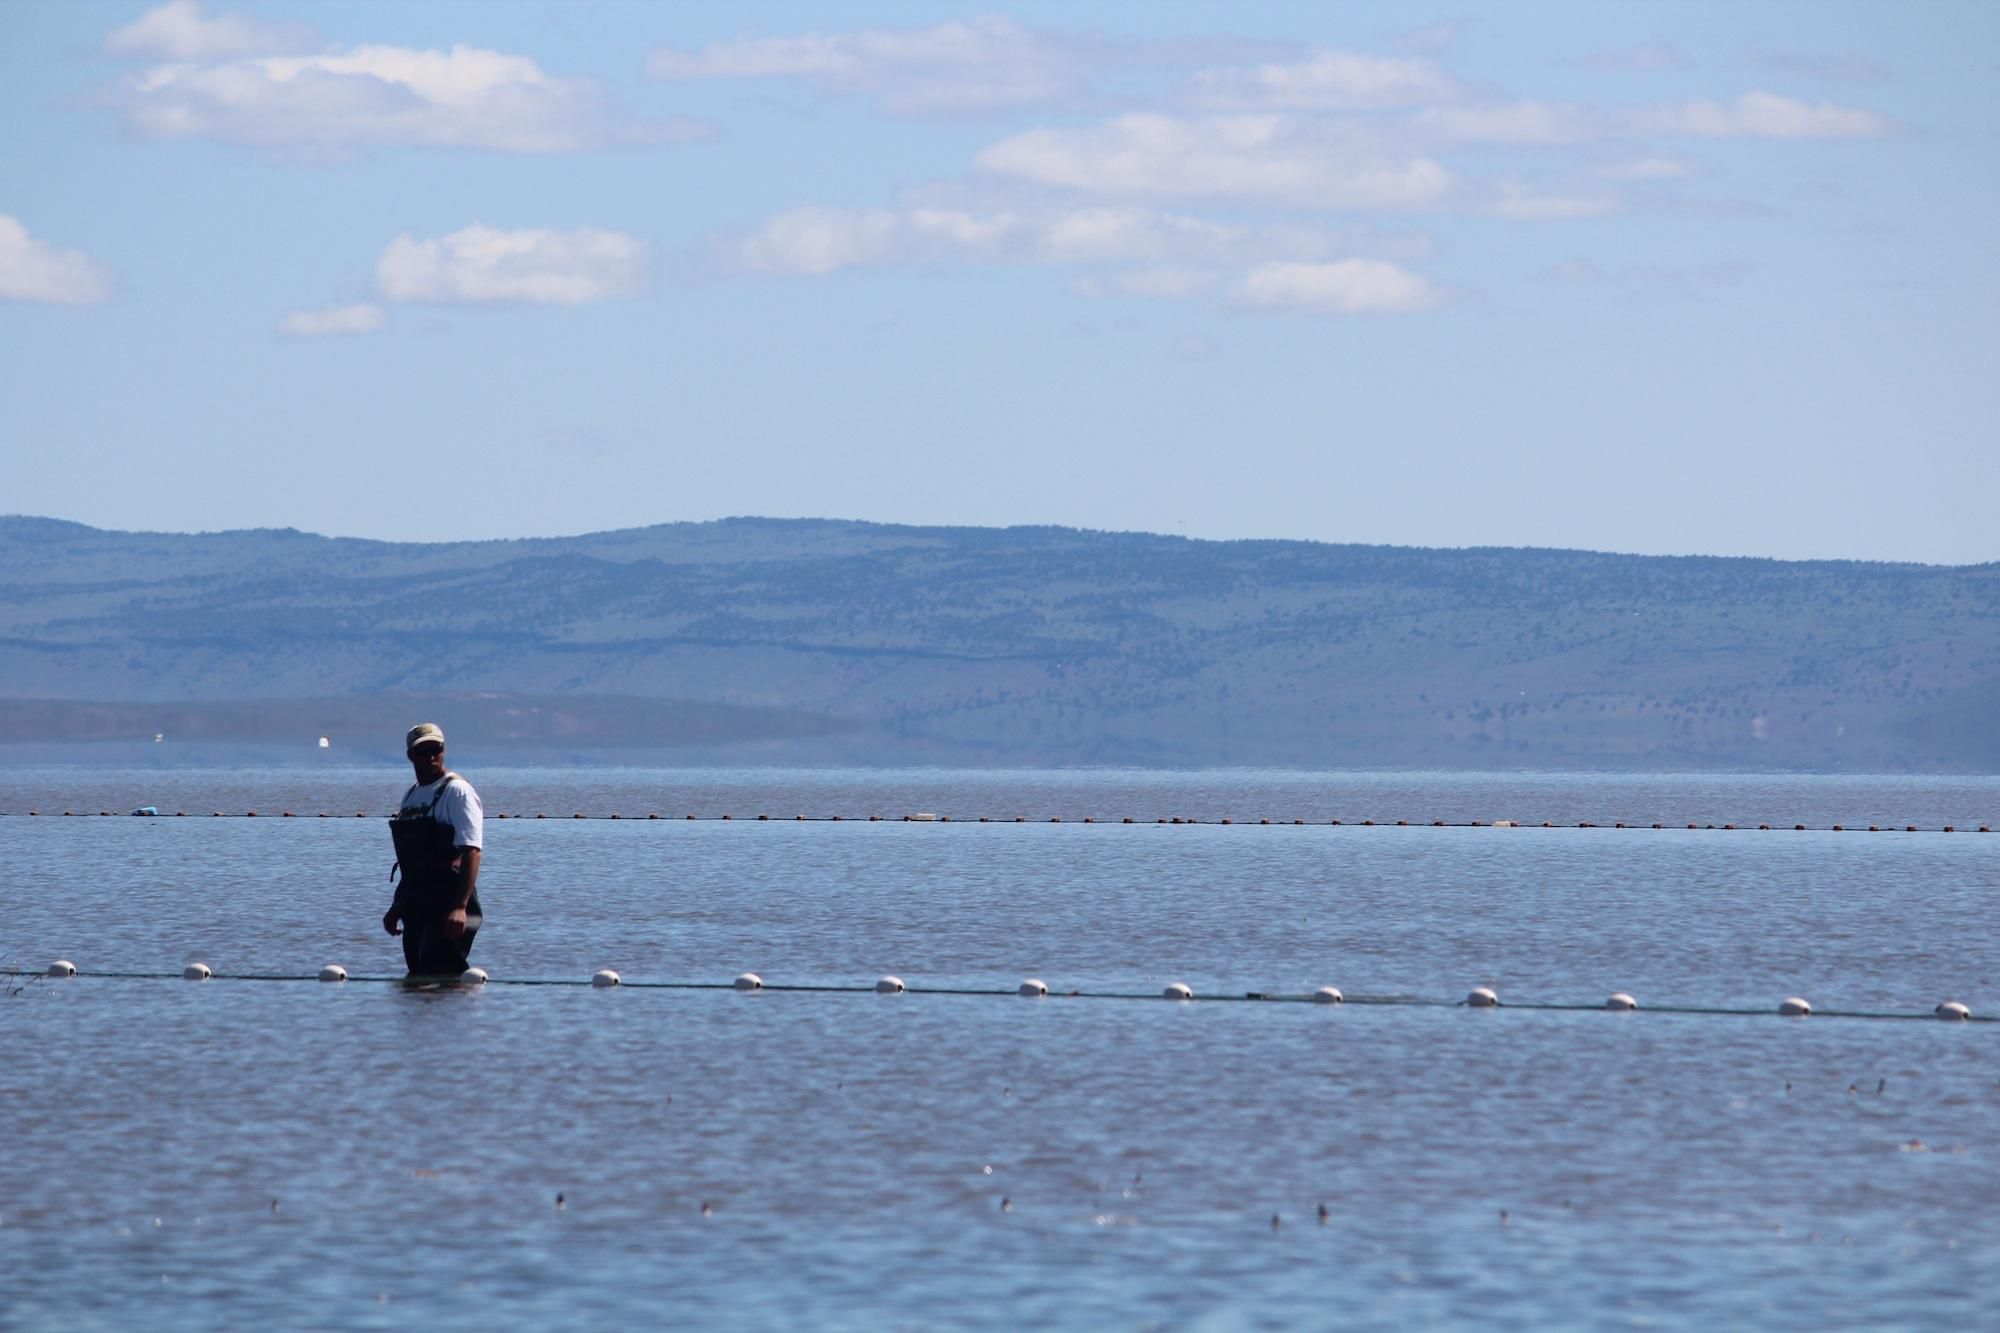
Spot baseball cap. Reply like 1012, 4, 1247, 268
405, 722, 445, 752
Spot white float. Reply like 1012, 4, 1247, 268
876, 976, 906, 993
1606, 992, 1639, 1011
459, 967, 488, 984
1467, 986, 1500, 1008
1162, 982, 1194, 1001
1936, 1000, 1972, 1020
591, 969, 621, 988
1779, 996, 1812, 1016
1018, 978, 1048, 997
47, 959, 76, 978
318, 964, 347, 983
734, 972, 764, 991
1312, 986, 1344, 1004
182, 962, 212, 981
1492, 820, 1516, 828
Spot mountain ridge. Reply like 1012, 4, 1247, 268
3, 514, 1995, 769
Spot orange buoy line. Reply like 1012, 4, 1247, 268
1, 810, 1989, 831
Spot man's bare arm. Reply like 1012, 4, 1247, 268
453, 846, 481, 908
444, 846, 481, 938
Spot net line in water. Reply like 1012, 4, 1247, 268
8, 967, 1988, 1025
2, 810, 1991, 832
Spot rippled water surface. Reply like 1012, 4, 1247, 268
3, 767, 1997, 1328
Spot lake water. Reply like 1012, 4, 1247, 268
3, 766, 1997, 1328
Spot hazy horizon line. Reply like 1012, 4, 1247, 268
5, 512, 1993, 571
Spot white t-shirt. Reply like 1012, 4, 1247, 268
399, 773, 484, 850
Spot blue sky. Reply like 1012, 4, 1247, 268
2, 1, 1994, 562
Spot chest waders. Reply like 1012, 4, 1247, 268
389, 773, 484, 977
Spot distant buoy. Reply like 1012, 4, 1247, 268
1467, 986, 1500, 1008
1312, 986, 1344, 1004
47, 959, 76, 978
910, 812, 938, 822
182, 962, 212, 981
1492, 820, 1515, 828
1606, 992, 1638, 1011
318, 964, 347, 983
734, 972, 763, 991
591, 969, 621, 988
318, 736, 330, 749
1018, 978, 1048, 997
1936, 1000, 1972, 1020
460, 967, 488, 984
876, 975, 906, 994
1779, 996, 1812, 1016
1162, 982, 1194, 1001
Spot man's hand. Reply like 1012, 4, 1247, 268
382, 907, 403, 936
443, 906, 469, 939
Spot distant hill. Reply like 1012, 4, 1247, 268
2, 515, 1996, 770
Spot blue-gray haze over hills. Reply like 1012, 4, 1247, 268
1, 515, 1995, 770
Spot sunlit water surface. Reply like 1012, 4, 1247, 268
2, 767, 1996, 1328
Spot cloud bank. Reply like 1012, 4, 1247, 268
0, 216, 115, 304
278, 303, 385, 336
106, 2, 703, 153
1640, 91, 1890, 139
733, 203, 1416, 275
647, 16, 1090, 114
1185, 49, 1462, 110
106, 0, 314, 60
1235, 259, 1442, 313
977, 114, 1455, 211
376, 226, 649, 304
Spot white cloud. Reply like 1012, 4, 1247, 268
1187, 48, 1461, 110
648, 16, 1085, 114
1599, 155, 1697, 181
731, 202, 1421, 278
278, 302, 384, 336
732, 206, 1070, 275
0, 215, 115, 304
1412, 89, 1887, 148
1415, 100, 1595, 144
1490, 185, 1620, 220
106, 0, 314, 61
107, 19, 702, 153
1235, 260, 1442, 314
1034, 208, 1236, 263
1640, 90, 1889, 139
737, 207, 950, 275
730, 202, 1443, 312
375, 226, 649, 304
976, 114, 1454, 211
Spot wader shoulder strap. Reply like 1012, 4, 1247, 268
389, 773, 465, 891
418, 773, 463, 817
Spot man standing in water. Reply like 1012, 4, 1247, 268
384, 723, 485, 976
